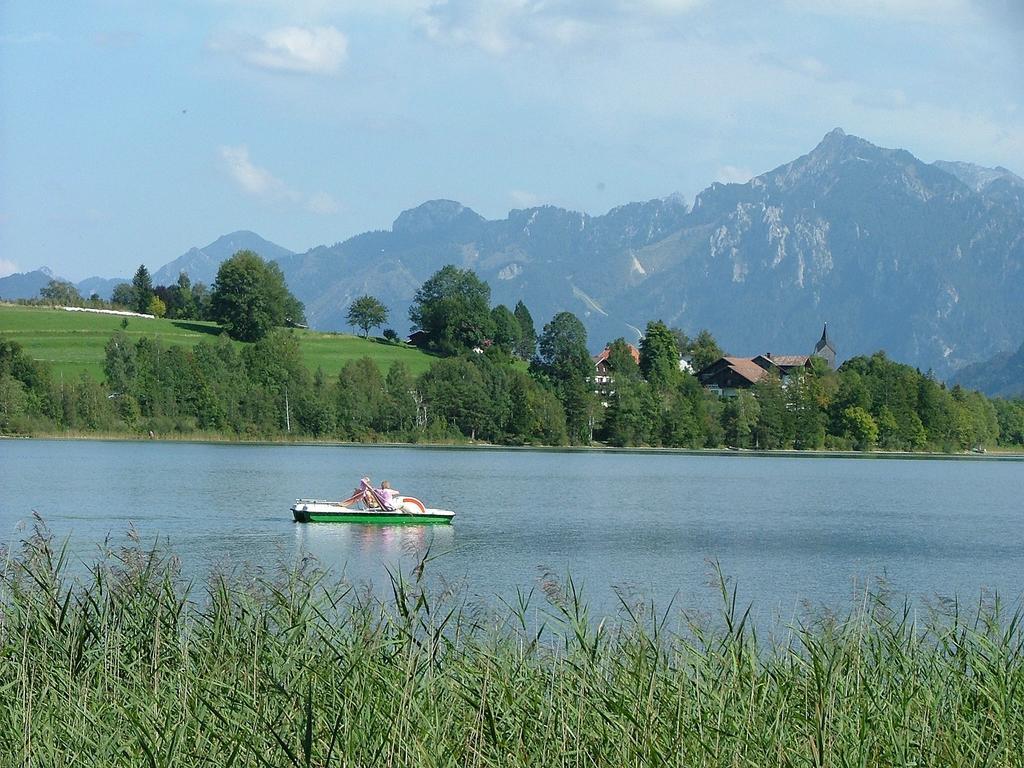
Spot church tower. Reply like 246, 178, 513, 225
813, 323, 836, 369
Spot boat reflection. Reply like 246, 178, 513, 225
293, 520, 456, 568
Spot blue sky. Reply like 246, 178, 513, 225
1, 0, 1021, 281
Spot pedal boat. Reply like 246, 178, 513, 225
291, 498, 455, 525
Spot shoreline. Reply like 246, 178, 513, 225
4, 431, 1024, 460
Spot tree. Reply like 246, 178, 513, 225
157, 271, 194, 319
148, 295, 167, 318
686, 329, 724, 372
490, 305, 523, 353
639, 320, 680, 390
191, 281, 212, 320
132, 265, 154, 314
605, 338, 642, 384
39, 279, 81, 306
417, 357, 493, 440
266, 262, 306, 327
789, 369, 826, 449
513, 301, 537, 360
408, 265, 494, 355
602, 378, 657, 446
0, 373, 27, 431
175, 271, 194, 318
535, 312, 591, 386
723, 390, 761, 448
335, 357, 386, 438
243, 330, 311, 432
533, 311, 594, 444
661, 382, 704, 448
347, 295, 389, 338
111, 282, 135, 309
843, 406, 879, 450
210, 250, 305, 342
380, 362, 417, 434
103, 332, 137, 394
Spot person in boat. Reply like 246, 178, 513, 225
378, 480, 399, 509
338, 477, 376, 508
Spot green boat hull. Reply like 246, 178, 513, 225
291, 505, 454, 525
293, 510, 453, 524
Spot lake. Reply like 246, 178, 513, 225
2, 439, 1022, 621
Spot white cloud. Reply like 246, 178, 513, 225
419, 0, 704, 54
250, 25, 348, 74
219, 146, 344, 213
420, 0, 546, 55
0, 259, 20, 278
220, 145, 297, 199
214, 25, 349, 75
786, 0, 974, 23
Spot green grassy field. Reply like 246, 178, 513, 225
0, 304, 436, 381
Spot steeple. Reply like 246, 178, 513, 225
813, 323, 836, 369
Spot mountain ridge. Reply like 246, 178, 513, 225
2, 131, 1022, 381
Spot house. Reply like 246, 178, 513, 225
592, 343, 640, 404
751, 353, 812, 377
697, 325, 837, 396
405, 329, 430, 348
696, 356, 770, 397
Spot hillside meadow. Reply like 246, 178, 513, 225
0, 304, 435, 381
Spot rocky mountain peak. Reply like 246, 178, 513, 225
932, 160, 1024, 193
391, 200, 484, 237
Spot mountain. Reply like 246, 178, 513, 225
952, 340, 1024, 398
151, 231, 295, 286
76, 276, 127, 300
0, 266, 124, 302
272, 195, 690, 344
5, 131, 1022, 378
0, 267, 58, 300
268, 130, 1023, 377
610, 128, 1024, 375
931, 161, 1024, 193
0, 232, 295, 302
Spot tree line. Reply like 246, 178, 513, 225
33, 251, 305, 342
4, 258, 1024, 451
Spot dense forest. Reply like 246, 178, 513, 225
3, 257, 1024, 451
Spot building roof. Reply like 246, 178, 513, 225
719, 356, 768, 385
759, 354, 810, 368
594, 343, 640, 367
815, 323, 835, 353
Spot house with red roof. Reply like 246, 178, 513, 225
697, 325, 836, 397
592, 343, 640, 405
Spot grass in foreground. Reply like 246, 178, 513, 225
2, 524, 1023, 767
0, 304, 435, 381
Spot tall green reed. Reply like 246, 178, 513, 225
1, 520, 1023, 767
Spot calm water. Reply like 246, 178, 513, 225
1, 439, 1023, 619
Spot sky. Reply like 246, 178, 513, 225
1, 0, 1022, 282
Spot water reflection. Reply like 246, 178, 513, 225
293, 520, 455, 561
